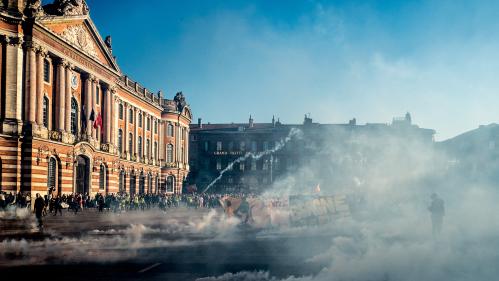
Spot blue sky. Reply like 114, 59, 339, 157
55, 0, 499, 140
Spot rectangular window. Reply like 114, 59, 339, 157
43, 59, 50, 83
251, 159, 256, 170
228, 142, 234, 152
96, 87, 100, 105
240, 162, 245, 171
129, 109, 133, 123
240, 141, 245, 151
147, 118, 150, 131
119, 104, 123, 120
154, 121, 158, 133
263, 159, 268, 170
204, 141, 209, 152
216, 141, 222, 151
263, 141, 269, 151
167, 124, 174, 137
216, 159, 222, 170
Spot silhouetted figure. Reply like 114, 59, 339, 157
34, 193, 45, 229
428, 193, 445, 237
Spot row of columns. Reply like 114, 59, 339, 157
25, 42, 49, 128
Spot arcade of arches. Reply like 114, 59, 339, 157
0, 1, 192, 200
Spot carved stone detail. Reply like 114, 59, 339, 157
61, 25, 98, 58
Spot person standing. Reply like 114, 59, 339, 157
34, 193, 45, 229
428, 193, 445, 237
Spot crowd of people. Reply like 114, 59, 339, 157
0, 191, 250, 215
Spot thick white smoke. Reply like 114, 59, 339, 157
200, 125, 499, 281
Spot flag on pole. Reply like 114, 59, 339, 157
93, 111, 102, 129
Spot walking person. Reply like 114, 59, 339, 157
34, 193, 45, 229
428, 193, 445, 238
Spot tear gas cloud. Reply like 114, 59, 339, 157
202, 125, 499, 281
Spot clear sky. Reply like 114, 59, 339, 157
59, 0, 499, 141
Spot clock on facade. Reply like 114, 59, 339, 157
71, 74, 79, 90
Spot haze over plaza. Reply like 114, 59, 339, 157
76, 0, 499, 141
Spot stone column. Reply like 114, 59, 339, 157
105, 87, 111, 143
142, 113, 146, 159
3, 36, 23, 134
123, 102, 128, 157
27, 43, 37, 124
158, 120, 164, 162
36, 48, 46, 127
64, 63, 72, 134
134, 108, 138, 158
55, 59, 66, 132
85, 74, 93, 138
91, 78, 97, 140
111, 90, 118, 147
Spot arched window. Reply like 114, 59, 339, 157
43, 96, 49, 128
139, 172, 145, 194
48, 157, 57, 193
167, 124, 174, 137
129, 109, 133, 123
130, 173, 136, 195
118, 129, 123, 154
167, 144, 173, 163
146, 139, 150, 158
71, 98, 78, 135
138, 136, 142, 158
148, 173, 152, 193
119, 170, 125, 193
166, 176, 174, 193
138, 113, 142, 128
99, 164, 106, 191
119, 104, 123, 119
128, 133, 133, 154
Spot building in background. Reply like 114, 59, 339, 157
0, 0, 191, 198
189, 113, 435, 194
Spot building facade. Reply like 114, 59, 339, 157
189, 114, 435, 194
0, 0, 191, 198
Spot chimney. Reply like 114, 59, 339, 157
249, 115, 254, 128
198, 118, 202, 128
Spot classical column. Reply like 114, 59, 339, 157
123, 102, 128, 157
3, 36, 23, 125
105, 87, 111, 143
55, 59, 66, 131
64, 63, 72, 133
85, 74, 93, 138
27, 43, 37, 124
91, 78, 97, 139
111, 90, 117, 147
134, 109, 139, 158
142, 113, 147, 159
36, 48, 46, 127
158, 120, 164, 162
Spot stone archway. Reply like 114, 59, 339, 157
75, 155, 90, 195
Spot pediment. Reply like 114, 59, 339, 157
38, 17, 120, 73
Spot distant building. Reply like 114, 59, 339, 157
189, 113, 435, 194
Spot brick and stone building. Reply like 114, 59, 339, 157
189, 114, 435, 194
0, 0, 192, 198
